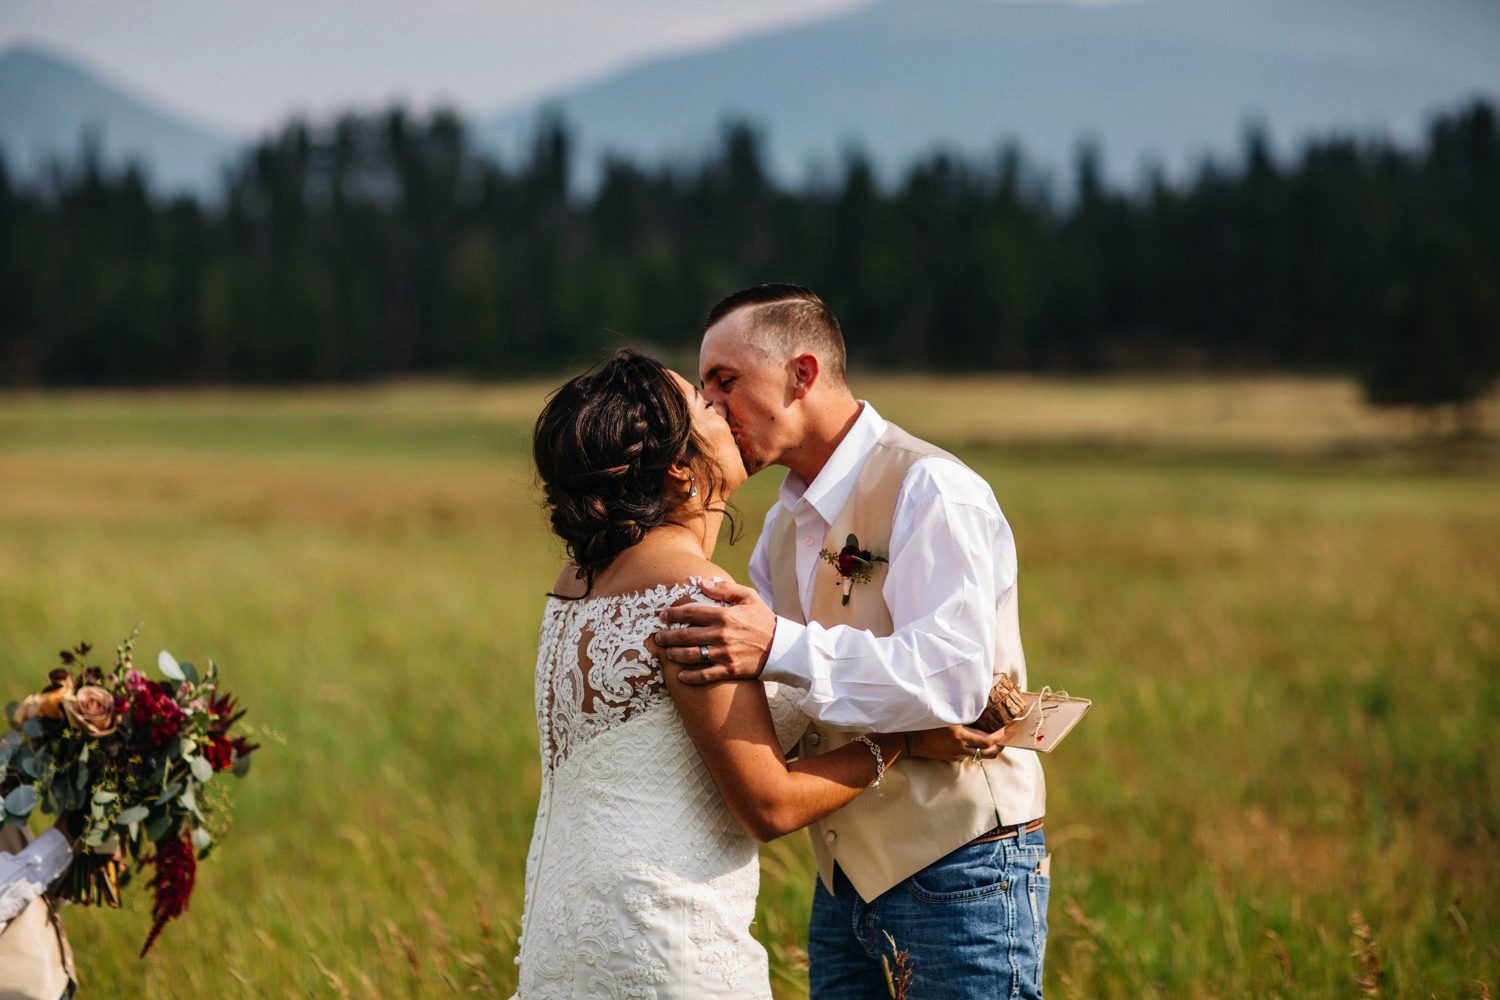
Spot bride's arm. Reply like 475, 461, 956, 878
660, 657, 906, 842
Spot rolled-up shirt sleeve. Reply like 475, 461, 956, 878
0, 827, 72, 930
762, 459, 1016, 732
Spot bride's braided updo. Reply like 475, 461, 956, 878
533, 349, 729, 592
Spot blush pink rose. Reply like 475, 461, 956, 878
64, 685, 119, 737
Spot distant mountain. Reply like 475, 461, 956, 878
475, 0, 1500, 188
4, 0, 1498, 199
0, 44, 239, 195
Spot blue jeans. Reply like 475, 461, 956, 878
808, 827, 1049, 1000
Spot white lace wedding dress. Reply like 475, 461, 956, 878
512, 578, 808, 1000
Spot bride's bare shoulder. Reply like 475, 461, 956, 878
550, 561, 587, 599
594, 543, 736, 600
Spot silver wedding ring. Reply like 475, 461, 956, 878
698, 644, 711, 664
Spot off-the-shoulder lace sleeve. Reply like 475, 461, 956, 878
537, 577, 726, 772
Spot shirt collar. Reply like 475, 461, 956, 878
777, 401, 889, 524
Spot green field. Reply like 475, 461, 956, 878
1, 378, 1495, 998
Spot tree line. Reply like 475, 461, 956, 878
1, 101, 1496, 414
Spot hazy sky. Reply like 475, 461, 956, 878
0, 0, 880, 136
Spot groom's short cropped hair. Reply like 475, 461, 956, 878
704, 284, 847, 386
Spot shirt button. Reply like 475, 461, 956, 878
824, 830, 838, 844
806, 732, 822, 745
803, 536, 814, 545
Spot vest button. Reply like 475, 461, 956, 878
803, 536, 813, 545
824, 830, 837, 844
806, 732, 822, 745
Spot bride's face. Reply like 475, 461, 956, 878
670, 371, 747, 496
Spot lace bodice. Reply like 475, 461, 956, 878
536, 581, 687, 774
513, 578, 808, 1000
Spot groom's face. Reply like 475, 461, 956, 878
699, 310, 798, 476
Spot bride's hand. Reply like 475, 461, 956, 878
904, 724, 1007, 762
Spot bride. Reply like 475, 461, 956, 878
513, 350, 947, 998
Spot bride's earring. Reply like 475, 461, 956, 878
688, 475, 698, 499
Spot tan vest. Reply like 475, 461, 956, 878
0, 825, 76, 1000
771, 422, 1046, 901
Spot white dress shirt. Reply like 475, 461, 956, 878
0, 828, 71, 932
750, 403, 1018, 732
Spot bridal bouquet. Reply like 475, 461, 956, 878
2, 629, 258, 955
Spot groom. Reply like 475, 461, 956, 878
655, 284, 1049, 999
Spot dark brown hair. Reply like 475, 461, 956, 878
533, 348, 731, 593
703, 283, 847, 385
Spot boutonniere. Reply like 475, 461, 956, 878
819, 533, 888, 606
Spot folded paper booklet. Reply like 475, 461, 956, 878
995, 690, 1090, 752
973, 674, 1091, 753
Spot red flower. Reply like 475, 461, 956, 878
139, 832, 196, 957
818, 533, 889, 606
203, 736, 234, 772
206, 691, 245, 736
128, 678, 186, 747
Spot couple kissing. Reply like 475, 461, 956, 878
512, 284, 1048, 1000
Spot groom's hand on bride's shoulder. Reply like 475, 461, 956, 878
654, 579, 775, 684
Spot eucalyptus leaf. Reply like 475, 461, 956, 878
117, 805, 150, 825
232, 754, 252, 778
74, 763, 90, 792
4, 785, 39, 816
189, 755, 214, 783
191, 827, 212, 851
3, 701, 16, 722
1, 730, 20, 748
53, 783, 79, 813
4, 811, 27, 828
20, 754, 42, 780
21, 718, 46, 740
181, 785, 195, 812
0, 743, 13, 771
158, 650, 185, 681
92, 789, 117, 804
157, 782, 183, 803
179, 661, 200, 686
145, 814, 173, 843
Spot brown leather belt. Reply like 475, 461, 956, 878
967, 817, 1044, 846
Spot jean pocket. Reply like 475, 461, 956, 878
907, 845, 1009, 903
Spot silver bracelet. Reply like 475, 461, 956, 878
854, 735, 885, 787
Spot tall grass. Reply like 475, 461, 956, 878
0, 378, 1493, 997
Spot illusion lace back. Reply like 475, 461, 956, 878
513, 578, 808, 1000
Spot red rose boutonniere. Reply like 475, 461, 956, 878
819, 533, 889, 606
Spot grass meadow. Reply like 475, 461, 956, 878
1, 376, 1496, 998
